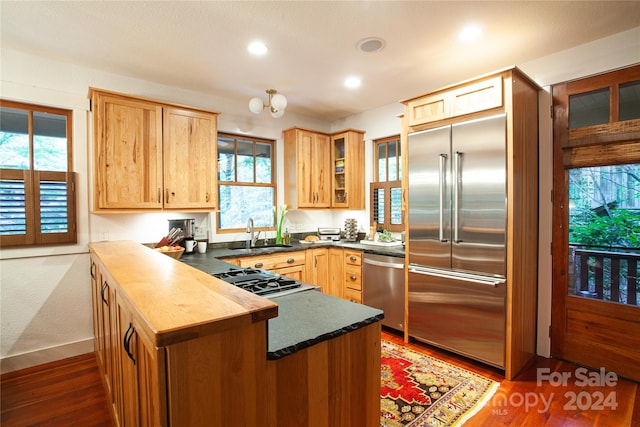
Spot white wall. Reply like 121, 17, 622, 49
1, 27, 638, 373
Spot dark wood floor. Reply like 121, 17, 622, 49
2, 330, 638, 426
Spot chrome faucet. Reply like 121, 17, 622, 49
246, 218, 254, 249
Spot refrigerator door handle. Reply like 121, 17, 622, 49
409, 265, 505, 287
453, 151, 462, 243
438, 153, 448, 242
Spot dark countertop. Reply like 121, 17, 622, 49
180, 248, 385, 359
181, 239, 405, 261
267, 291, 383, 359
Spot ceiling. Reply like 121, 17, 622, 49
1, 1, 639, 122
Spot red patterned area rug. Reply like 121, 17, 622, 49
380, 340, 499, 426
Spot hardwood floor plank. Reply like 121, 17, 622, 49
1, 353, 112, 427
1, 331, 638, 427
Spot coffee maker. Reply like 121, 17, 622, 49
168, 218, 195, 252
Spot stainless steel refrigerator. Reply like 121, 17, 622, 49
407, 113, 507, 368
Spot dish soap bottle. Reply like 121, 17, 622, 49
283, 228, 290, 245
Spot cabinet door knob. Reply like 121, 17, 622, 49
350, 275, 357, 281
255, 262, 264, 268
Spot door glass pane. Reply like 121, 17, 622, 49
569, 87, 610, 129
255, 142, 272, 184
388, 141, 397, 181
568, 163, 640, 306
619, 80, 640, 121
236, 139, 254, 182
217, 136, 235, 181
33, 112, 67, 171
0, 107, 30, 170
377, 143, 387, 182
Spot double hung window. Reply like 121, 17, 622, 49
0, 100, 76, 246
217, 133, 276, 232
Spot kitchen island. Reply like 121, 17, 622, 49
89, 240, 382, 427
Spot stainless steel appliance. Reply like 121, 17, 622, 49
211, 268, 319, 298
363, 254, 405, 332
318, 227, 341, 241
168, 218, 195, 248
407, 113, 507, 368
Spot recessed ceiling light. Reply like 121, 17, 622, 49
458, 25, 482, 42
248, 41, 268, 55
357, 37, 386, 53
345, 76, 361, 89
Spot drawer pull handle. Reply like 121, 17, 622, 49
90, 262, 96, 279
123, 323, 136, 365
350, 275, 357, 281
349, 256, 357, 262
254, 262, 264, 268
100, 281, 109, 306
287, 258, 294, 264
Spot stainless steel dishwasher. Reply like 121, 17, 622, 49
363, 253, 405, 332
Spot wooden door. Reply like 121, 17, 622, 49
135, 328, 166, 427
551, 65, 640, 381
312, 133, 331, 207
343, 130, 365, 209
296, 130, 316, 208
275, 264, 305, 281
163, 107, 217, 209
117, 299, 140, 426
308, 248, 329, 290
296, 130, 330, 208
94, 93, 163, 209
328, 248, 344, 298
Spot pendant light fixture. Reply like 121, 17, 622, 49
249, 89, 287, 118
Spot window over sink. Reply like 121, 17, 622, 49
217, 132, 276, 232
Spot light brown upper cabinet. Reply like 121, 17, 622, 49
331, 129, 365, 209
283, 127, 331, 208
284, 127, 365, 209
406, 75, 503, 127
90, 88, 218, 212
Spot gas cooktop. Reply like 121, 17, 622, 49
210, 268, 308, 297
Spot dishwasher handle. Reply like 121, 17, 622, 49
363, 257, 404, 270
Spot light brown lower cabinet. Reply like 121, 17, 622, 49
90, 243, 380, 426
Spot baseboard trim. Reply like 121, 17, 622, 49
1, 338, 95, 374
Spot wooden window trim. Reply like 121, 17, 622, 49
216, 132, 276, 234
0, 100, 76, 247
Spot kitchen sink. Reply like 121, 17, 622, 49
231, 244, 293, 251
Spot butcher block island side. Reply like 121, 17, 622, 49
89, 241, 382, 427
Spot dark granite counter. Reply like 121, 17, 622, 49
183, 239, 405, 261
180, 252, 384, 360
267, 291, 383, 359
